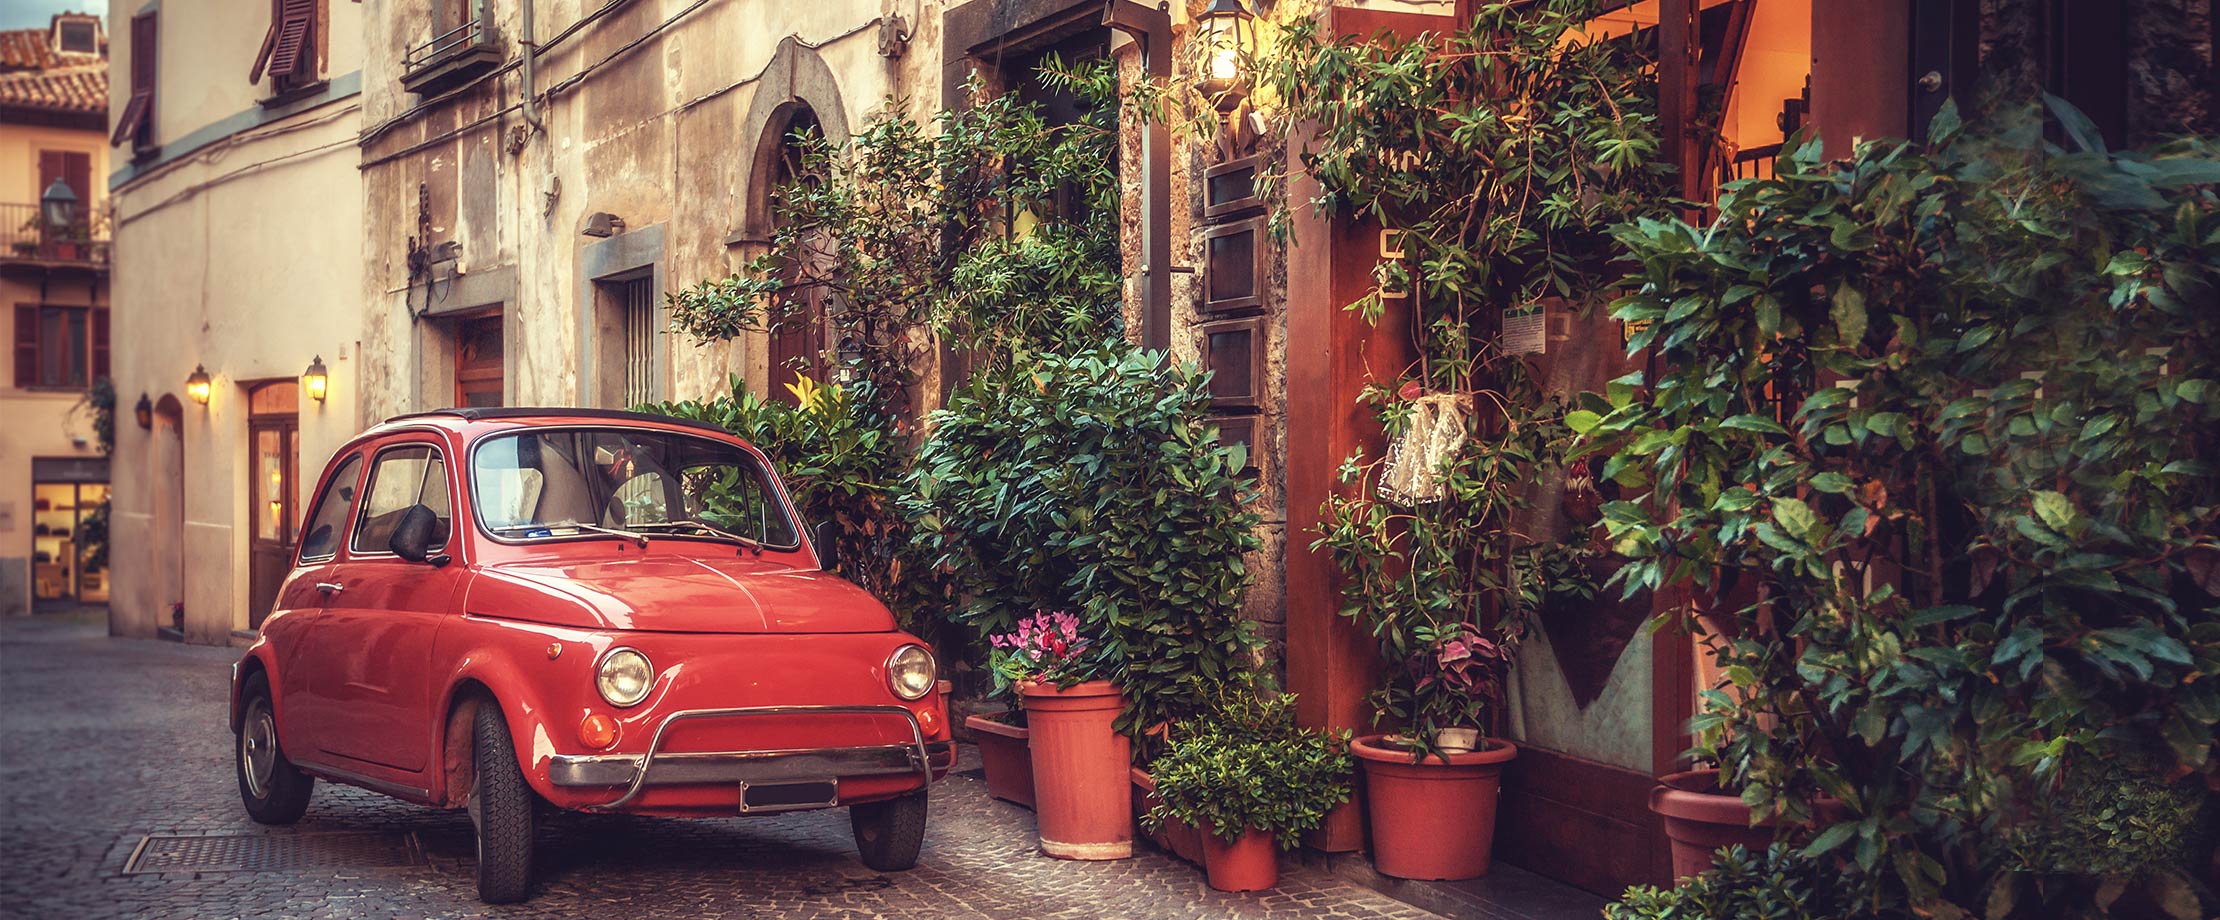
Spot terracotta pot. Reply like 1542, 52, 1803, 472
966, 712, 1035, 809
1021, 680, 1132, 859
1131, 767, 1207, 865
1649, 768, 1778, 880
1351, 734, 1518, 881
1199, 822, 1279, 892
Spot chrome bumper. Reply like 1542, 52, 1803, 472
550, 704, 949, 811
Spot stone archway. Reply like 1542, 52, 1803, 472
731, 36, 852, 244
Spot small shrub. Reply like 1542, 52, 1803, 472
1142, 693, 1354, 847
1606, 846, 1863, 920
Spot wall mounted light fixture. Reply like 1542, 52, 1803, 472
302, 355, 329, 402
1195, 0, 1257, 111
582, 212, 626, 238
185, 365, 212, 405
41, 177, 78, 230
133, 393, 153, 430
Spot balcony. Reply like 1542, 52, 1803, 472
2, 203, 109, 267
401, 4, 504, 97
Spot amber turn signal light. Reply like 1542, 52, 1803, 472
915, 706, 941, 737
578, 712, 619, 750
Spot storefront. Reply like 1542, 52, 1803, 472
29, 456, 108, 607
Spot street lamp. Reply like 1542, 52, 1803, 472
1195, 0, 1257, 111
40, 178, 78, 231
302, 355, 328, 402
185, 365, 212, 405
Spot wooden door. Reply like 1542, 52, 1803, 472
247, 381, 300, 629
454, 313, 503, 407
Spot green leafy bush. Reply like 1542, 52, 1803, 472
641, 375, 943, 630
1606, 846, 1861, 920
1142, 693, 1354, 847
1581, 100, 2220, 916
904, 346, 1260, 742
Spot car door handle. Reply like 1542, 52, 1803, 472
316, 582, 345, 594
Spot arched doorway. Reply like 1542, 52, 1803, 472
763, 105, 835, 401
150, 394, 184, 633
245, 380, 299, 629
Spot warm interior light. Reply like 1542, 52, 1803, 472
302, 355, 329, 402
185, 365, 212, 405
578, 713, 619, 750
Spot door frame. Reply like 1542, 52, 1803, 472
246, 380, 300, 629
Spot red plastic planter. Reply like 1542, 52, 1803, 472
1351, 734, 1518, 881
1021, 680, 1132, 859
1131, 767, 1208, 865
1650, 768, 1852, 881
1199, 823, 1278, 892
966, 712, 1035, 809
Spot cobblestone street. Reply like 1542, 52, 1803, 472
0, 613, 1449, 920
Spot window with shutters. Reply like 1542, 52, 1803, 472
252, 0, 322, 96
12, 305, 109, 391
111, 12, 155, 150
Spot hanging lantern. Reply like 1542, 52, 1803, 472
185, 365, 212, 405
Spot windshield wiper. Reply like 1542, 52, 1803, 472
635, 520, 764, 553
490, 520, 649, 547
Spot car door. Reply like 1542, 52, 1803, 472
268, 450, 364, 760
300, 436, 465, 774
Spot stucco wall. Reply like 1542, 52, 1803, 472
106, 0, 366, 643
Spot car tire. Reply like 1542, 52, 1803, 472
236, 671, 314, 825
850, 790, 928, 871
470, 701, 536, 904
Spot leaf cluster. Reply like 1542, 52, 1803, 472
1142, 692, 1355, 847
1582, 100, 2220, 916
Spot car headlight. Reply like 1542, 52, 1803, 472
596, 647, 655, 707
886, 644, 936, 701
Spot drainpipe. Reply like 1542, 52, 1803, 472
1102, 0, 1172, 352
519, 0, 544, 131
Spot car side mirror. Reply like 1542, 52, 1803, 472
389, 505, 450, 567
813, 520, 838, 572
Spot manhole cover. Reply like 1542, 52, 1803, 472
123, 831, 424, 874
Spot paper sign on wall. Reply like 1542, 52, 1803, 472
1503, 303, 1545, 355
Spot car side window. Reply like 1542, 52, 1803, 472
350, 445, 453, 555
297, 453, 364, 563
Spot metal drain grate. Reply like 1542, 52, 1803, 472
123, 831, 424, 875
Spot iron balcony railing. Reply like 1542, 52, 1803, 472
2, 202, 109, 264
403, 1, 498, 75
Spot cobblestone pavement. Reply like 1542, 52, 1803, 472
0, 613, 1444, 920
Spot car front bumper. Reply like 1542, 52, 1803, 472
547, 704, 952, 811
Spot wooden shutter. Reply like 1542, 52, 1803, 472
40, 151, 90, 200
113, 12, 156, 148
262, 0, 315, 82
13, 306, 37, 389
90, 308, 110, 382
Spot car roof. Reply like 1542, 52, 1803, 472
374, 406, 734, 438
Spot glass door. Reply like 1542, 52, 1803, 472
247, 382, 300, 630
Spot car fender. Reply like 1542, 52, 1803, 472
229, 641, 285, 734
429, 628, 601, 806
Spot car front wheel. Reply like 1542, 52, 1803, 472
850, 790, 927, 871
469, 701, 537, 904
236, 672, 314, 825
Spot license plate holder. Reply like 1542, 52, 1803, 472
738, 779, 838, 814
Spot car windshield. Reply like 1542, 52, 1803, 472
471, 428, 800, 549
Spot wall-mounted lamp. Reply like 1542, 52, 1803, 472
40, 177, 78, 230
185, 365, 212, 405
581, 212, 626, 238
302, 355, 329, 402
133, 393, 153, 430
1195, 0, 1257, 112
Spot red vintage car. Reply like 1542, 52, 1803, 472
228, 408, 952, 903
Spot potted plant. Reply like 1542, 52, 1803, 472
987, 610, 1132, 860
1142, 693, 1354, 891
964, 706, 1034, 808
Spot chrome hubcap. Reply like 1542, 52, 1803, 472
240, 703, 278, 799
